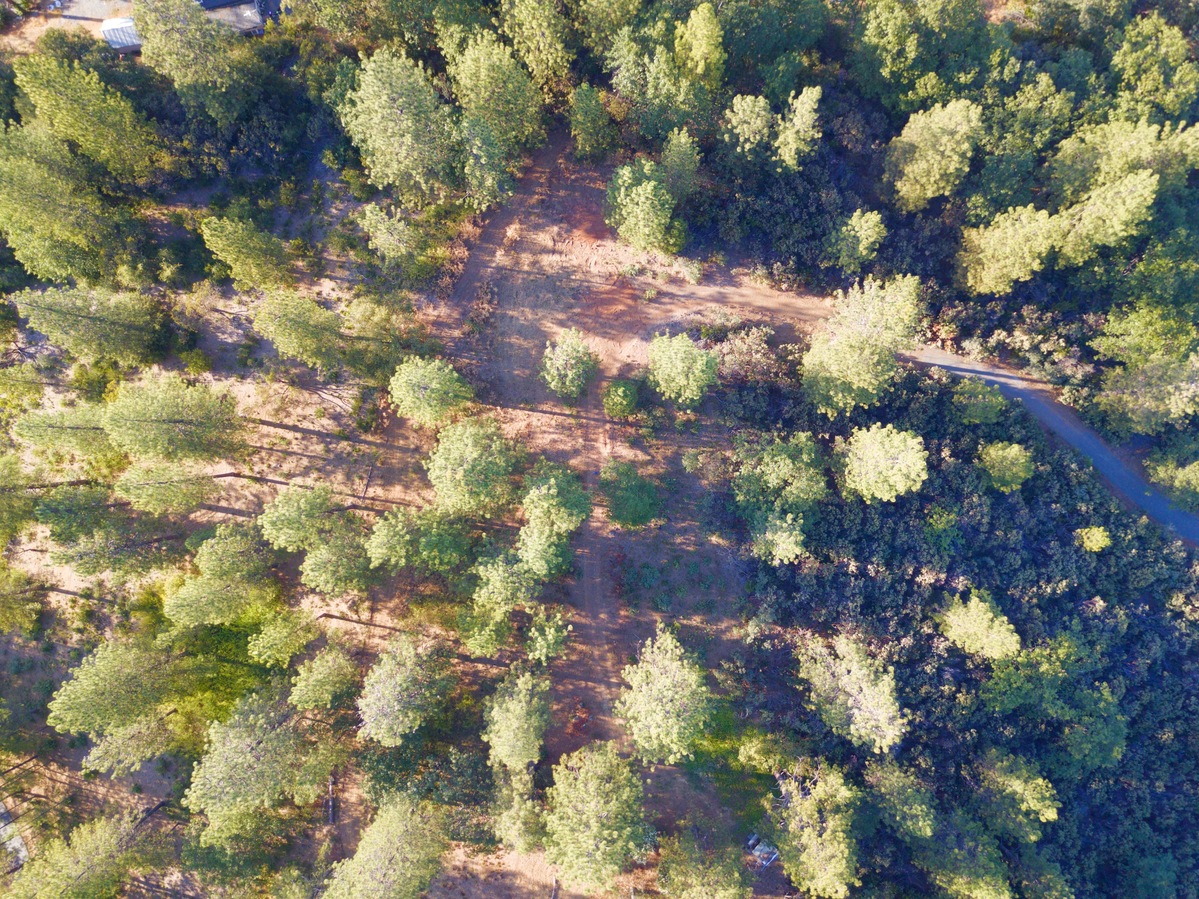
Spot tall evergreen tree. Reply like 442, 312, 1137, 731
339, 49, 458, 203
14, 287, 164, 365
12, 54, 167, 183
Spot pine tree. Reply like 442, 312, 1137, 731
958, 204, 1057, 296
540, 328, 599, 400
839, 423, 928, 503
14, 287, 164, 365
569, 84, 617, 160
977, 441, 1034, 493
483, 669, 551, 772
389, 357, 473, 428
795, 634, 907, 752
774, 761, 862, 899
975, 749, 1059, 844
366, 508, 473, 576
339, 48, 458, 203
615, 627, 714, 763
290, 644, 358, 710
254, 291, 343, 372
661, 127, 701, 203
498, 0, 573, 97
802, 277, 921, 416
939, 590, 1021, 660
773, 87, 822, 171
12, 54, 166, 183
448, 30, 544, 160
323, 797, 448, 899
658, 831, 752, 899
114, 460, 216, 514
357, 636, 452, 746
201, 218, 292, 290
1112, 12, 1199, 122
102, 373, 243, 460
884, 100, 983, 211
824, 209, 886, 275
259, 485, 336, 553
0, 123, 127, 284
545, 741, 647, 891
7, 813, 141, 899
606, 160, 685, 254
647, 332, 718, 407
184, 687, 339, 845
133, 0, 254, 127
425, 418, 519, 516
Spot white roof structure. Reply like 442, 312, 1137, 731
100, 16, 141, 51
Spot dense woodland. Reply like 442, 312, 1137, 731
0, 0, 1198, 896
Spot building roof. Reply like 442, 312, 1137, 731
100, 17, 141, 51
204, 0, 264, 32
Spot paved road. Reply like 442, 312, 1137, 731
907, 345, 1199, 546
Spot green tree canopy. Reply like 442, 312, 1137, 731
647, 331, 718, 407
339, 49, 458, 203
795, 634, 907, 753
952, 377, 1007, 424
939, 590, 1021, 660
184, 687, 339, 845
802, 276, 922, 416
885, 100, 983, 212
0, 123, 128, 284
290, 644, 358, 710
958, 204, 1057, 296
12, 53, 166, 183
1112, 12, 1199, 122
570, 83, 617, 160
545, 741, 647, 892
540, 328, 599, 400
133, 0, 253, 126
323, 797, 448, 899
201, 217, 292, 290
425, 418, 519, 516
254, 291, 343, 372
839, 423, 928, 503
658, 831, 751, 899
977, 441, 1034, 493
357, 635, 452, 746
825, 208, 886, 275
114, 460, 217, 515
103, 373, 243, 461
13, 287, 164, 365
299, 512, 377, 596
606, 160, 685, 254
483, 669, 550, 773
517, 461, 591, 579
615, 626, 714, 763
498, 0, 573, 97
852, 0, 991, 112
773, 87, 822, 171
661, 126, 702, 202
258, 485, 336, 553
774, 762, 862, 899
975, 749, 1059, 844
366, 507, 473, 576
6, 812, 141, 899
389, 357, 473, 428
448, 30, 544, 160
